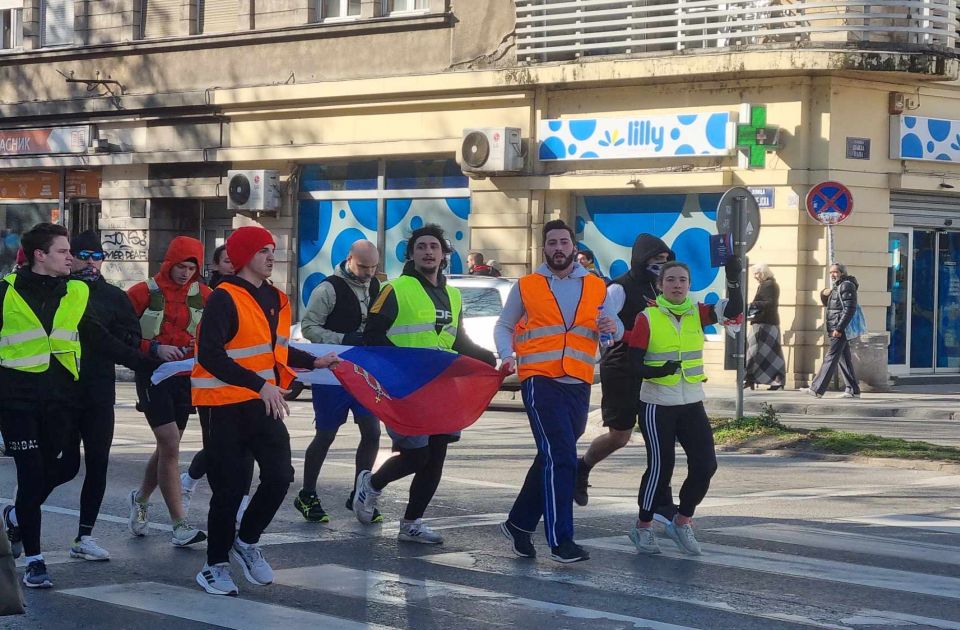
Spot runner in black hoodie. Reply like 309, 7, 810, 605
574, 234, 676, 512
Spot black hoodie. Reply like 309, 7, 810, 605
599, 234, 675, 375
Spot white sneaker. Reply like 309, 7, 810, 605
628, 526, 661, 554
230, 540, 273, 585
196, 562, 238, 596
664, 521, 702, 555
128, 490, 149, 537
352, 471, 381, 525
840, 391, 861, 399
398, 519, 444, 544
799, 387, 822, 399
180, 472, 197, 516
172, 522, 207, 547
69, 536, 110, 561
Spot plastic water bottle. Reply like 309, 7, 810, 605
598, 305, 615, 348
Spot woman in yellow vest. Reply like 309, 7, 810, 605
355, 224, 495, 545
626, 258, 742, 556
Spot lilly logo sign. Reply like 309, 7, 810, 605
538, 112, 736, 161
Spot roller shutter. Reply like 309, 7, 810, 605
199, 0, 237, 34
890, 191, 960, 228
142, 0, 183, 39
41, 0, 74, 47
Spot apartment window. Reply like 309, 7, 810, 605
0, 5, 22, 50
140, 0, 182, 39
321, 0, 360, 20
198, 0, 237, 34
382, 0, 426, 15
40, 0, 75, 47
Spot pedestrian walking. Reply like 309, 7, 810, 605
495, 220, 622, 563
575, 234, 674, 510
576, 249, 602, 277
62, 231, 155, 562
126, 236, 210, 546
626, 258, 743, 556
745, 263, 785, 390
354, 224, 495, 544
0, 223, 154, 589
295, 239, 383, 523
192, 226, 338, 596
801, 262, 861, 398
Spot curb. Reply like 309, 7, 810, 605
703, 399, 960, 420
715, 445, 960, 473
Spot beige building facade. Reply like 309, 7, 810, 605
2, 0, 960, 386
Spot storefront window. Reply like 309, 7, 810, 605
0, 203, 57, 272
385, 159, 467, 190
300, 162, 378, 191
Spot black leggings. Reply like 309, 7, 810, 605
188, 448, 255, 495
58, 402, 116, 539
637, 401, 717, 522
370, 436, 448, 521
2, 405, 79, 557
302, 415, 381, 495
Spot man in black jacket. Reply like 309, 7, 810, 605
62, 230, 152, 561
192, 226, 338, 596
294, 239, 382, 523
802, 262, 861, 398
0, 223, 155, 590
574, 234, 674, 509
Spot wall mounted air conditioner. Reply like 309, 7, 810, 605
459, 127, 525, 175
226, 170, 281, 211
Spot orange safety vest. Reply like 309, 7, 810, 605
515, 273, 606, 383
191, 282, 297, 406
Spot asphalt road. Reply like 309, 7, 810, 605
2, 385, 959, 629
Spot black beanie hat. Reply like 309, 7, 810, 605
70, 230, 104, 255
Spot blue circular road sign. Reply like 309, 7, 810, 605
806, 181, 853, 225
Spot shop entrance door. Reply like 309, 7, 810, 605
888, 228, 960, 373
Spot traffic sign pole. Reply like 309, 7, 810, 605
735, 194, 748, 421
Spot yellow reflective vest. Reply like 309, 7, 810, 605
385, 275, 461, 351
642, 304, 706, 386
0, 274, 89, 379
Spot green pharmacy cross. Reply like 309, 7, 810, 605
736, 104, 781, 169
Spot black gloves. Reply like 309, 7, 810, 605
724, 255, 742, 283
341, 332, 364, 346
650, 360, 682, 377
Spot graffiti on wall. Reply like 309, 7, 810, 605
297, 197, 470, 313
102, 229, 148, 261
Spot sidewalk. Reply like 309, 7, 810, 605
701, 384, 960, 447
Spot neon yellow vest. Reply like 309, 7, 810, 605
386, 275, 461, 351
0, 274, 89, 379
642, 304, 706, 386
139, 277, 204, 340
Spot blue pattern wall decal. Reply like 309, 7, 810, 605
891, 115, 960, 163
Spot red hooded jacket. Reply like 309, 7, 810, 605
127, 236, 212, 354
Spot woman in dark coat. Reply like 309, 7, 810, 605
745, 263, 785, 390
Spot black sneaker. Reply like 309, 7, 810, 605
499, 521, 536, 558
3, 504, 21, 559
573, 458, 590, 507
23, 560, 52, 589
550, 540, 590, 564
293, 491, 329, 523
345, 492, 383, 523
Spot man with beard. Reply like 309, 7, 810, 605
574, 234, 674, 511
495, 220, 622, 563
353, 224, 495, 544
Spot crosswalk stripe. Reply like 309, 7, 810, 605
418, 549, 850, 629
273, 563, 701, 630
14, 551, 74, 568
61, 581, 391, 629
709, 522, 960, 565
579, 536, 960, 601
838, 513, 960, 534
0, 496, 173, 533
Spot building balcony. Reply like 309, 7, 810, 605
515, 0, 959, 62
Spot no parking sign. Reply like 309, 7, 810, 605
806, 181, 853, 225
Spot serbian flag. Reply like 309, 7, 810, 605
331, 346, 505, 435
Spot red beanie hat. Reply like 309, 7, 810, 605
226, 226, 275, 271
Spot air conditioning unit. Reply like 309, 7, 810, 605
226, 170, 281, 211
459, 127, 525, 175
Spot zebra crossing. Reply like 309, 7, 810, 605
28, 504, 960, 630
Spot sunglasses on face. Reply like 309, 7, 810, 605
76, 250, 106, 261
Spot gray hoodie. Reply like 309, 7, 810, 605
301, 261, 374, 344
495, 262, 624, 384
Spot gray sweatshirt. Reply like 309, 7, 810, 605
494, 263, 625, 384
300, 262, 374, 344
